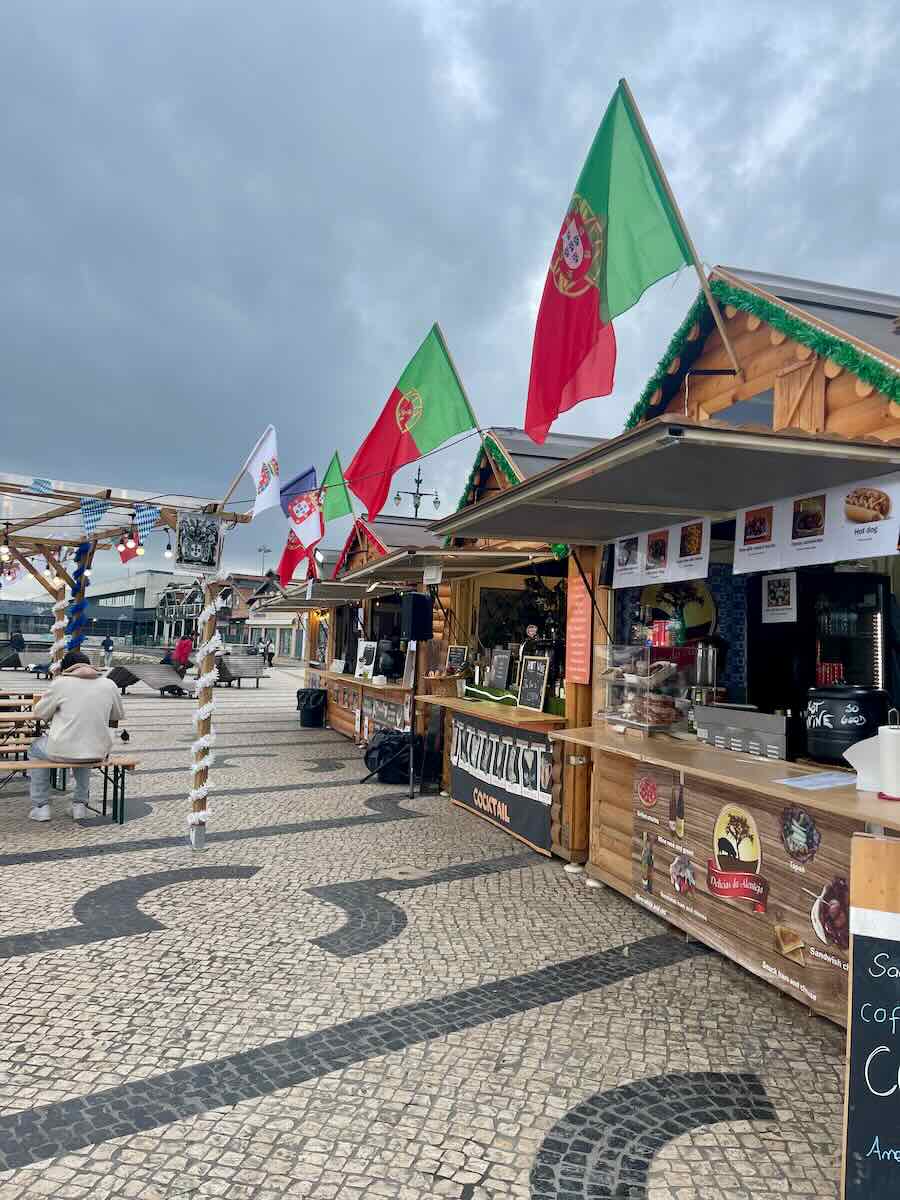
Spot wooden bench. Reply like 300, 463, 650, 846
0, 755, 138, 824
215, 656, 267, 688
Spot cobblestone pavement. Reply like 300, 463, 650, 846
0, 671, 846, 1198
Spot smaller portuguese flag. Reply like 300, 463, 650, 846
345, 325, 476, 518
525, 79, 692, 443
321, 451, 353, 522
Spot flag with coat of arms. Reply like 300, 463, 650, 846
277, 466, 322, 587
242, 425, 280, 518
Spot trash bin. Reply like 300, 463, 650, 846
296, 687, 327, 728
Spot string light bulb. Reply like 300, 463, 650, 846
164, 539, 174, 560
116, 537, 126, 553
125, 531, 136, 550
135, 544, 145, 556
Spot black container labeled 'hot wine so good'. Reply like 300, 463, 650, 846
804, 685, 890, 763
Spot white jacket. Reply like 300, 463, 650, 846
34, 665, 125, 761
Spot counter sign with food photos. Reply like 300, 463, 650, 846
612, 518, 711, 589
734, 472, 900, 574
631, 765, 862, 1023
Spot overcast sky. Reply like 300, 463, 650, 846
3, 0, 898, 596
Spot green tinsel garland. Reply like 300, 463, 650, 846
626, 278, 900, 429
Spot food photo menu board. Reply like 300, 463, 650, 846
734, 472, 900, 575
612, 518, 711, 589
630, 764, 863, 1024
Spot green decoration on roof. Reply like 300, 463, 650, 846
625, 278, 900, 430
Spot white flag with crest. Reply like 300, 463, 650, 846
242, 425, 280, 518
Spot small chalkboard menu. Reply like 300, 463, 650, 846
517, 655, 549, 712
446, 644, 468, 672
487, 648, 512, 690
843, 836, 900, 1200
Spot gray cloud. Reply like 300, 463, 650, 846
2, 0, 897, 590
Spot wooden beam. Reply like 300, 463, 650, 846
6, 547, 56, 597
39, 546, 75, 591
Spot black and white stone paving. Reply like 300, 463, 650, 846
0, 671, 847, 1197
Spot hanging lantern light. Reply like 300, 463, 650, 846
164, 538, 174, 560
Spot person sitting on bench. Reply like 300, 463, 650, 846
28, 650, 125, 823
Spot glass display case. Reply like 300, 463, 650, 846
596, 643, 698, 732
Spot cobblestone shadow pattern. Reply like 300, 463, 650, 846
530, 1071, 777, 1199
307, 851, 534, 956
0, 933, 708, 1170
0, 866, 260, 961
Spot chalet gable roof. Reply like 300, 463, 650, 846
628, 265, 900, 429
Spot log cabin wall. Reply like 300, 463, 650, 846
661, 304, 898, 441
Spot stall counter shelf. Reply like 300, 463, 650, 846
551, 724, 900, 1025
308, 668, 414, 743
418, 694, 565, 857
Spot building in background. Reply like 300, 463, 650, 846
0, 599, 53, 643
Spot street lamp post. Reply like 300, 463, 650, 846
393, 467, 440, 518
257, 544, 272, 575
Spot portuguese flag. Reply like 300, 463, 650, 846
525, 80, 692, 443
345, 325, 476, 518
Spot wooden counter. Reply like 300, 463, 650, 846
309, 668, 413, 743
416, 693, 565, 732
552, 725, 900, 831
419, 694, 564, 857
551, 723, 895, 1025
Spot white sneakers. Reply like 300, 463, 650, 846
27, 803, 88, 822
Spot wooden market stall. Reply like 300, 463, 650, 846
335, 427, 609, 860
429, 267, 900, 1024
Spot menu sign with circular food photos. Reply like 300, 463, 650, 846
734, 472, 900, 574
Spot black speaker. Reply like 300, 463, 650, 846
400, 592, 433, 641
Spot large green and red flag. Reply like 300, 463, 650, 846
525, 79, 692, 443
345, 325, 476, 518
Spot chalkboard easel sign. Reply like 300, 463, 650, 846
446, 644, 468, 673
842, 835, 900, 1199
517, 654, 549, 712
487, 648, 512, 690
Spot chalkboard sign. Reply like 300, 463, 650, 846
843, 836, 900, 1200
517, 655, 549, 712
487, 648, 512, 690
446, 644, 468, 672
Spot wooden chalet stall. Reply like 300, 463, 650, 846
443, 428, 605, 862
431, 268, 900, 1025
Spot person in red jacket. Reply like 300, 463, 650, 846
172, 635, 194, 674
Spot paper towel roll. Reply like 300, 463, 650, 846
878, 725, 900, 799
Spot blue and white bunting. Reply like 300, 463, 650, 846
80, 497, 110, 536
135, 503, 161, 542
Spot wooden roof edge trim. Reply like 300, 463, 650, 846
626, 274, 900, 430
330, 517, 389, 580
444, 433, 523, 548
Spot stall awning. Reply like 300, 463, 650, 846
339, 548, 555, 585
253, 580, 394, 613
429, 418, 900, 545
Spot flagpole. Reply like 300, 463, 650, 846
619, 78, 743, 381
433, 322, 485, 444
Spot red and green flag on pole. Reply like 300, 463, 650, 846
525, 79, 696, 443
345, 324, 477, 518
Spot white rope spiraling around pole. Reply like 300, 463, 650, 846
187, 588, 228, 828
49, 597, 68, 676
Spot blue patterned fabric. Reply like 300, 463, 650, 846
79, 497, 110, 536
134, 503, 161, 542
31, 478, 53, 493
